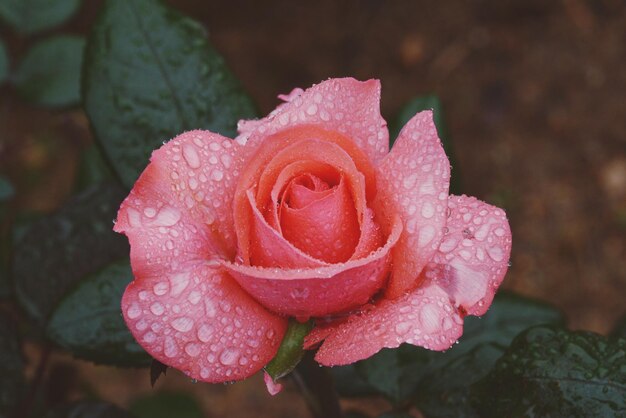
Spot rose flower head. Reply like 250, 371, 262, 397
114, 78, 512, 387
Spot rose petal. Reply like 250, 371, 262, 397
236, 78, 389, 164
263, 371, 283, 396
114, 130, 247, 276
376, 111, 451, 298
281, 176, 360, 263
428, 195, 512, 316
235, 133, 374, 265
223, 217, 402, 318
246, 189, 327, 269
283, 175, 333, 209
121, 263, 287, 382
307, 277, 464, 366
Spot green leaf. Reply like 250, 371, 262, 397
14, 35, 85, 107
330, 364, 377, 398
0, 313, 25, 416
82, 0, 257, 188
471, 326, 626, 418
0, 40, 8, 84
129, 392, 203, 418
14, 182, 129, 325
354, 292, 564, 409
390, 95, 461, 194
0, 175, 13, 201
265, 319, 313, 381
43, 401, 134, 418
47, 259, 150, 367
0, 0, 81, 34
75, 145, 114, 191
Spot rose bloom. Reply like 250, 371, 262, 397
115, 78, 511, 386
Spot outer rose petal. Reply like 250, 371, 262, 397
114, 130, 248, 275
428, 195, 512, 316
236, 78, 389, 164
305, 196, 512, 366
307, 277, 464, 366
122, 263, 287, 382
115, 130, 288, 382
376, 111, 451, 297
222, 217, 402, 318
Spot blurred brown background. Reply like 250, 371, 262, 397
1, 0, 625, 417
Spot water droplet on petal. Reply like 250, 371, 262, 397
164, 336, 179, 357
172, 317, 194, 332
219, 347, 240, 366
183, 144, 201, 168
184, 342, 202, 357
127, 303, 141, 319
197, 323, 214, 342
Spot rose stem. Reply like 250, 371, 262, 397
291, 351, 343, 418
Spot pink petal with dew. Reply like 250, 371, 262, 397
427, 195, 512, 316
236, 78, 389, 164
222, 217, 402, 318
264, 371, 284, 396
114, 130, 249, 274
307, 276, 464, 366
121, 263, 287, 382
376, 111, 451, 298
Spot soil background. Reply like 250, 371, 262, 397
1, 1, 625, 417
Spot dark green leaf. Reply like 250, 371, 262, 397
390, 95, 461, 194
14, 182, 129, 325
265, 319, 313, 381
355, 292, 564, 408
0, 176, 13, 201
150, 359, 168, 387
14, 35, 85, 107
75, 145, 114, 191
330, 364, 377, 398
43, 401, 134, 418
0, 41, 8, 84
471, 326, 626, 418
82, 0, 257, 188
0, 313, 24, 416
129, 392, 203, 418
47, 259, 150, 366
612, 315, 626, 340
0, 0, 81, 34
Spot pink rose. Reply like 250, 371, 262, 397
115, 78, 511, 384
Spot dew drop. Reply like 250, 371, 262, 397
127, 303, 141, 319
421, 201, 435, 219
487, 246, 504, 261
184, 342, 202, 357
219, 347, 240, 366
172, 317, 194, 332
154, 206, 181, 227
395, 322, 411, 335
197, 323, 214, 342
183, 144, 201, 168
153, 282, 169, 296
164, 336, 179, 357
150, 302, 165, 316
